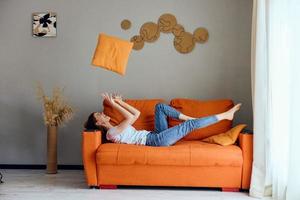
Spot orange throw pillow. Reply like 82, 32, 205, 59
202, 124, 247, 146
92, 33, 133, 75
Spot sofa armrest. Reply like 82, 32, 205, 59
238, 132, 253, 189
82, 130, 102, 187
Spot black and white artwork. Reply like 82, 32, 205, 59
33, 12, 57, 37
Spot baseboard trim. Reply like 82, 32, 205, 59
0, 164, 83, 170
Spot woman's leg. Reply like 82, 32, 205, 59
147, 103, 241, 146
148, 116, 218, 146
154, 103, 179, 132
154, 103, 195, 132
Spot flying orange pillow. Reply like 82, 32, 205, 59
202, 124, 247, 146
92, 33, 133, 75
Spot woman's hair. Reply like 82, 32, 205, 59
84, 112, 98, 130
84, 112, 109, 143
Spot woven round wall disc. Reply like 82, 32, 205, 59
121, 19, 131, 30
158, 13, 177, 33
139, 22, 160, 43
172, 24, 185, 37
130, 35, 144, 50
193, 27, 209, 43
174, 32, 195, 54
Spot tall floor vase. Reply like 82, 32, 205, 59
47, 126, 58, 174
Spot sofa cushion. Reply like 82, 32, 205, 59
96, 140, 243, 167
103, 99, 165, 131
169, 98, 234, 140
202, 124, 247, 146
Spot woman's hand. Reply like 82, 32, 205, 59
112, 93, 123, 104
101, 93, 117, 107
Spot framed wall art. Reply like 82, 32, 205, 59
32, 12, 57, 37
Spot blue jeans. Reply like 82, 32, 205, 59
145, 103, 218, 146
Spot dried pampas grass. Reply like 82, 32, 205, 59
36, 83, 74, 127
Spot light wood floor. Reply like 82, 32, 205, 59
0, 169, 266, 200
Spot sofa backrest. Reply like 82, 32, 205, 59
169, 98, 234, 140
103, 99, 165, 131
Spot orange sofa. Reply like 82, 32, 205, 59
82, 98, 253, 191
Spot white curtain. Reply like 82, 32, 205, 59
250, 0, 300, 200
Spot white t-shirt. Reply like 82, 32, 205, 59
107, 125, 150, 145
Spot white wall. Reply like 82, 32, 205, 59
0, 0, 252, 164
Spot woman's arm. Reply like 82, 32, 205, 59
101, 93, 137, 128
102, 93, 133, 119
101, 93, 133, 135
113, 94, 141, 120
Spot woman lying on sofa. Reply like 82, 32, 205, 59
84, 93, 241, 147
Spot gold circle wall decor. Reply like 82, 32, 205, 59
174, 32, 195, 54
172, 24, 185, 37
158, 13, 177, 33
121, 19, 131, 30
193, 27, 209, 43
140, 22, 160, 43
125, 13, 209, 54
130, 35, 144, 50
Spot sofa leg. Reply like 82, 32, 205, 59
222, 188, 240, 192
89, 186, 99, 189
99, 185, 117, 189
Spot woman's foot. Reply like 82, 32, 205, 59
216, 103, 242, 121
